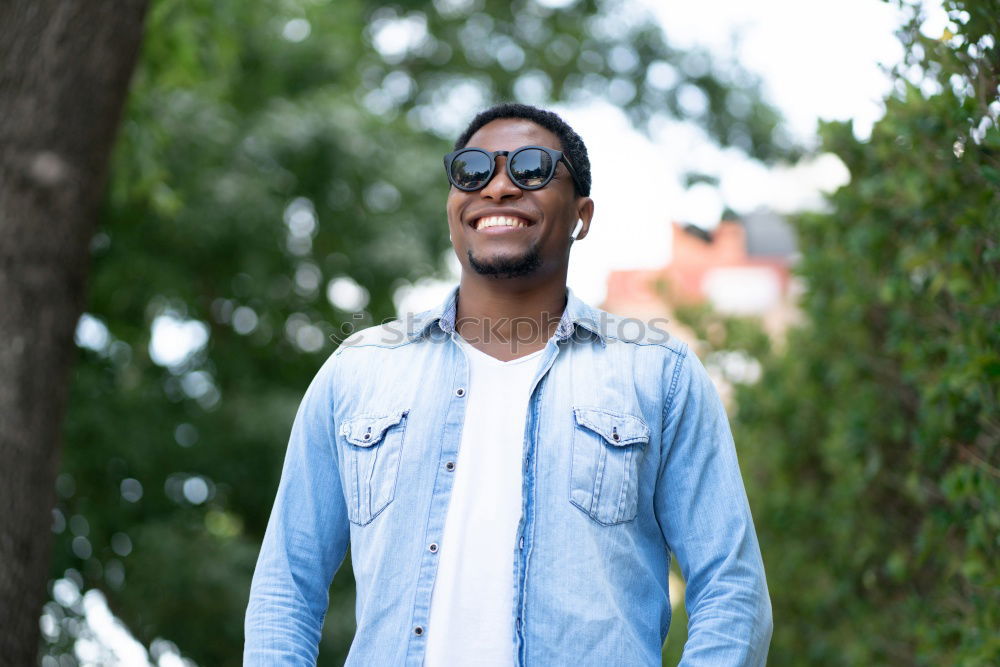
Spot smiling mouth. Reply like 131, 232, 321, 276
471, 215, 533, 231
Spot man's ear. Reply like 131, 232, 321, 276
572, 197, 594, 242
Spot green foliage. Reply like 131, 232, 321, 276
675, 1, 999, 663
44, 0, 793, 663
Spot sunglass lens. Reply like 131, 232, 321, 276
510, 149, 552, 188
451, 151, 492, 190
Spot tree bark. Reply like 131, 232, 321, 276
0, 1, 149, 662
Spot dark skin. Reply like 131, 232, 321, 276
446, 119, 595, 361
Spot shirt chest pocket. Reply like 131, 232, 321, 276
339, 408, 409, 526
570, 406, 650, 526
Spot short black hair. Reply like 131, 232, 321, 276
453, 103, 592, 197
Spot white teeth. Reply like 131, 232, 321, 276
475, 216, 528, 230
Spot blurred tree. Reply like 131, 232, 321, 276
672, 0, 999, 663
37, 0, 795, 664
0, 2, 149, 663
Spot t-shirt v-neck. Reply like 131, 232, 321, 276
452, 334, 546, 365
423, 334, 544, 666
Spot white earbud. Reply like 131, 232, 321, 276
570, 219, 583, 241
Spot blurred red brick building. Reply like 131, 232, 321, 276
601, 209, 802, 366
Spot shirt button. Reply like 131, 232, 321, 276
429, 542, 438, 553
445, 461, 455, 472
455, 387, 465, 397
414, 625, 424, 636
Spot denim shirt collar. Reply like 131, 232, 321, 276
406, 283, 607, 347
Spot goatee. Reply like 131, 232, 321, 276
467, 243, 542, 279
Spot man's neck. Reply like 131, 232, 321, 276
453, 276, 567, 361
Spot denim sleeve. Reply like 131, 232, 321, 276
654, 346, 773, 666
244, 351, 350, 665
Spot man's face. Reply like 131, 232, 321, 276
446, 118, 593, 281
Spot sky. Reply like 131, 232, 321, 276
561, 0, 910, 303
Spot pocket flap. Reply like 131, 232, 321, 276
573, 406, 650, 447
341, 409, 409, 447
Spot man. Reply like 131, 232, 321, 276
244, 103, 772, 666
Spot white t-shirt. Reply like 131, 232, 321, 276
423, 334, 546, 666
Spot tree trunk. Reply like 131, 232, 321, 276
0, 2, 148, 662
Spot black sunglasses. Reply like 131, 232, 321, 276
443, 145, 584, 194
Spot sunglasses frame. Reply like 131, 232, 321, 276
443, 145, 584, 194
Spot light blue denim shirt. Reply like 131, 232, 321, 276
244, 284, 772, 666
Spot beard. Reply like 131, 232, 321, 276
467, 241, 542, 279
